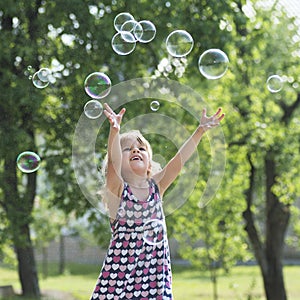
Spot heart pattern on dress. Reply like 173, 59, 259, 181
90, 180, 173, 299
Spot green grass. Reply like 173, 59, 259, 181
0, 263, 300, 299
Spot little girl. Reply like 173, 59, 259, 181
90, 103, 224, 300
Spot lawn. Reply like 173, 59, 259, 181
0, 262, 300, 299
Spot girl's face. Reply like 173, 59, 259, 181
121, 136, 151, 178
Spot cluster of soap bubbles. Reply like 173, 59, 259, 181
83, 72, 112, 119
23, 12, 284, 175
111, 12, 156, 56
164, 29, 229, 80
18, 67, 49, 173
82, 12, 155, 119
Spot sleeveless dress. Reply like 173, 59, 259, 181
90, 179, 173, 300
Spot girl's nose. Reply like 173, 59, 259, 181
132, 147, 140, 153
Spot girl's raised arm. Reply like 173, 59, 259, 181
103, 103, 126, 197
153, 107, 225, 196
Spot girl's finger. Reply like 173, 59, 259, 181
213, 107, 222, 117
218, 113, 225, 121
118, 107, 126, 117
103, 109, 111, 118
104, 103, 114, 114
103, 110, 109, 117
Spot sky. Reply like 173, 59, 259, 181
279, 0, 300, 17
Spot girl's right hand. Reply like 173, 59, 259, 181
103, 103, 126, 132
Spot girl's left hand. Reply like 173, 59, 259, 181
200, 107, 225, 130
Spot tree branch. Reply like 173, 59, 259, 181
280, 92, 300, 125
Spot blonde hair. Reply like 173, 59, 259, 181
98, 130, 162, 213
100, 130, 162, 180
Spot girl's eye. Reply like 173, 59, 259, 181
123, 148, 130, 152
139, 147, 146, 151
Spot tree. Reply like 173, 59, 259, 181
170, 134, 251, 300
166, 1, 300, 299
227, 2, 300, 299
0, 0, 112, 297
2, 1, 299, 299
0, 0, 192, 296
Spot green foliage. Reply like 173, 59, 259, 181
1, 0, 300, 297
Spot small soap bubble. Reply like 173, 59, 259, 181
111, 31, 136, 55
84, 72, 111, 99
17, 151, 41, 173
121, 20, 143, 41
150, 100, 160, 111
266, 75, 283, 93
166, 30, 194, 57
120, 20, 136, 32
198, 49, 229, 79
114, 12, 135, 32
134, 20, 156, 43
84, 100, 103, 119
32, 68, 51, 88
143, 219, 165, 246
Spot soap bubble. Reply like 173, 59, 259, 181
114, 12, 135, 32
121, 20, 143, 41
166, 30, 194, 57
32, 68, 51, 88
143, 219, 165, 246
84, 100, 103, 119
17, 151, 41, 173
266, 75, 283, 93
134, 20, 156, 43
84, 72, 111, 99
111, 31, 136, 55
121, 20, 137, 32
117, 206, 126, 218
150, 100, 160, 111
72, 78, 226, 218
198, 49, 229, 79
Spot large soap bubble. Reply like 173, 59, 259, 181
198, 49, 229, 79
133, 20, 156, 43
84, 72, 112, 99
166, 30, 194, 57
111, 31, 136, 55
114, 12, 135, 32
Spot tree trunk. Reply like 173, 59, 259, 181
211, 270, 218, 300
59, 234, 65, 275
42, 246, 48, 279
243, 154, 290, 300
3, 158, 41, 298
263, 155, 290, 300
15, 226, 40, 298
